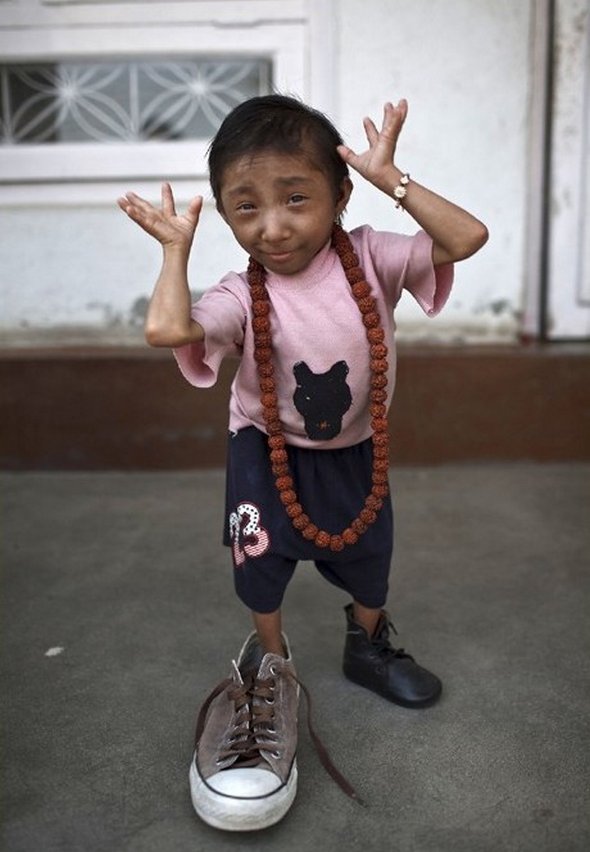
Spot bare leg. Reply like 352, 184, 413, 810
252, 609, 285, 656
352, 600, 382, 638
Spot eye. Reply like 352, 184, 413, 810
236, 202, 255, 213
288, 194, 307, 205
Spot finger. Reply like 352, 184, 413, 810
363, 116, 379, 147
185, 195, 204, 228
120, 191, 152, 214
381, 102, 395, 130
336, 144, 363, 171
118, 199, 149, 226
161, 182, 176, 217
116, 194, 144, 217
386, 99, 408, 134
392, 99, 408, 135
337, 144, 355, 163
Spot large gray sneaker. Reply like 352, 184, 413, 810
190, 633, 299, 831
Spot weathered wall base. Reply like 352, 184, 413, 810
2, 345, 589, 470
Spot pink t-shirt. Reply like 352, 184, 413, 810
174, 225, 453, 448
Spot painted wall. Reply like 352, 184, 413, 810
1, 0, 532, 345
336, 0, 531, 342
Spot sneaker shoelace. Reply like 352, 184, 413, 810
195, 669, 364, 805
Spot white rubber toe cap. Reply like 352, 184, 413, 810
206, 766, 283, 797
190, 758, 298, 831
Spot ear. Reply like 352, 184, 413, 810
330, 360, 349, 380
335, 177, 353, 218
293, 361, 312, 382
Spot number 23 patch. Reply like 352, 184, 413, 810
228, 501, 271, 567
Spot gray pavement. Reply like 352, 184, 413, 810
2, 464, 590, 852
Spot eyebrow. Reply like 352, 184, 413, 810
224, 175, 314, 198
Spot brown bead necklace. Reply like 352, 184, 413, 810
247, 223, 390, 552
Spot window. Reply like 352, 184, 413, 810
0, 57, 271, 144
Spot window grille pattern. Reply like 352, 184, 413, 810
0, 58, 271, 144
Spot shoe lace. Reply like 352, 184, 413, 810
371, 618, 414, 663
194, 670, 365, 806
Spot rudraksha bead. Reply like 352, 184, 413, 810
352, 281, 371, 298
252, 316, 270, 333
252, 300, 270, 316
261, 392, 278, 409
372, 484, 389, 498
254, 347, 273, 363
342, 528, 359, 545
254, 332, 272, 348
302, 523, 319, 540
275, 475, 293, 490
360, 508, 377, 525
286, 502, 303, 518
362, 312, 380, 328
268, 435, 285, 450
372, 432, 389, 446
371, 374, 388, 389
370, 344, 388, 359
365, 494, 383, 510
367, 328, 385, 344
371, 417, 388, 432
346, 267, 365, 284
370, 403, 387, 418
358, 297, 377, 315
330, 535, 345, 551
259, 378, 276, 394
315, 530, 331, 548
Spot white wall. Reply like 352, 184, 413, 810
1, 198, 247, 345
336, 0, 531, 342
0, 0, 533, 345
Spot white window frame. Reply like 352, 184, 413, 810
0, 0, 310, 203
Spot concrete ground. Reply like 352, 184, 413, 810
2, 464, 589, 852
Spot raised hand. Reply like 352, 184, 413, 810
337, 99, 408, 192
118, 182, 203, 251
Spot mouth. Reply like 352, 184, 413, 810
264, 250, 295, 264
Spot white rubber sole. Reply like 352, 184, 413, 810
189, 758, 298, 832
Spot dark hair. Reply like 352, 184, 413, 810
208, 94, 349, 207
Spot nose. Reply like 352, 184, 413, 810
260, 209, 290, 243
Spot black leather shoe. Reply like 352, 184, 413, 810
342, 604, 442, 708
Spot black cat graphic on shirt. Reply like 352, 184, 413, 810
292, 360, 352, 440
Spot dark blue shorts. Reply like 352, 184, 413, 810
223, 427, 393, 613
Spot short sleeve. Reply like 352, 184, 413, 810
173, 279, 246, 388
352, 225, 454, 317
399, 230, 452, 317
